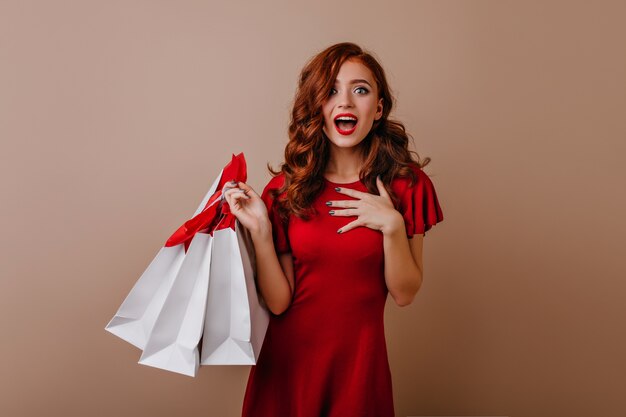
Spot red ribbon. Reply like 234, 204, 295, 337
164, 152, 247, 251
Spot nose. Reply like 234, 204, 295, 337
337, 88, 354, 108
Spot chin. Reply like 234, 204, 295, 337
330, 139, 366, 150
324, 129, 366, 148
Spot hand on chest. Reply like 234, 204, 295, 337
287, 187, 385, 265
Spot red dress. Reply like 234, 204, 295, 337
241, 165, 444, 417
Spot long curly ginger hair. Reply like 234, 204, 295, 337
267, 42, 432, 223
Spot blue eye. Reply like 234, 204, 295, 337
329, 86, 369, 96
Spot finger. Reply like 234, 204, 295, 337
236, 182, 259, 197
329, 208, 358, 217
226, 192, 251, 210
337, 219, 361, 234
229, 188, 250, 197
333, 186, 365, 198
330, 199, 360, 208
222, 183, 236, 196
231, 190, 251, 202
222, 180, 237, 192
376, 175, 391, 199
221, 182, 238, 201
224, 188, 250, 202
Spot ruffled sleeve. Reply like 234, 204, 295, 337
260, 175, 291, 254
398, 168, 444, 238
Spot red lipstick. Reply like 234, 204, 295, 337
333, 113, 358, 136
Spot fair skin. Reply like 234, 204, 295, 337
321, 59, 382, 182
223, 59, 424, 314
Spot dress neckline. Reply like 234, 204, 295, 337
323, 177, 362, 186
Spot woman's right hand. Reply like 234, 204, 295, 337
221, 181, 270, 235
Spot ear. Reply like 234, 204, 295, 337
375, 98, 384, 120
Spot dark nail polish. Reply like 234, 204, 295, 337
325, 201, 331, 206
337, 229, 342, 234
329, 210, 334, 215
334, 187, 340, 192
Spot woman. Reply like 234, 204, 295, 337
223, 42, 444, 417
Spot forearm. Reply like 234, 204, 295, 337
382, 213, 423, 306
249, 221, 292, 315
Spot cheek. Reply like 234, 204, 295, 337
322, 106, 333, 124
367, 99, 380, 114
325, 115, 336, 130
322, 116, 331, 134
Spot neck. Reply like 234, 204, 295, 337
325, 144, 365, 178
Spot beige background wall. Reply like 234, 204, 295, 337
1, 1, 624, 416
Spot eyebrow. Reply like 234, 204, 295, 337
334, 79, 372, 87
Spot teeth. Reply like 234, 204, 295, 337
335, 116, 357, 122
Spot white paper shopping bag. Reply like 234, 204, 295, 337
199, 217, 269, 365
137, 231, 214, 377
104, 246, 185, 349
105, 171, 223, 350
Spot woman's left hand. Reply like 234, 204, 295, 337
328, 175, 405, 235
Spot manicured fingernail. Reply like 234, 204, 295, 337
337, 229, 342, 234
329, 210, 334, 215
335, 187, 340, 192
325, 201, 331, 206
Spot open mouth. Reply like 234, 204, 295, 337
334, 114, 358, 135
